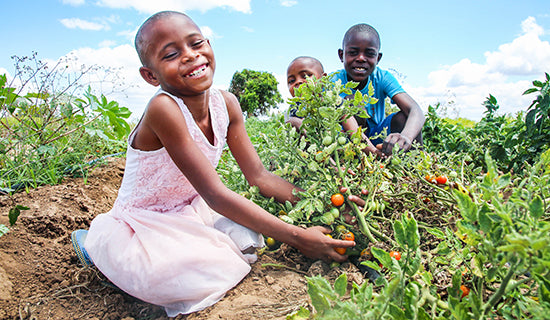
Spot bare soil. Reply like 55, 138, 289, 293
0, 158, 365, 320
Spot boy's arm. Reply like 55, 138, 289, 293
380, 92, 425, 154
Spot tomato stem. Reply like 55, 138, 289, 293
334, 148, 377, 243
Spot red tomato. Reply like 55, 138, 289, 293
460, 285, 470, 298
436, 175, 448, 185
389, 250, 401, 261
331, 193, 345, 207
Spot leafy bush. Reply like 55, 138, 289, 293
0, 53, 132, 192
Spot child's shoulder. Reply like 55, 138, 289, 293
216, 89, 242, 122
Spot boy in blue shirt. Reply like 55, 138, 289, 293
332, 23, 425, 156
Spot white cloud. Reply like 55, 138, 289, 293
411, 16, 548, 121
280, 0, 297, 7
200, 26, 216, 40
62, 0, 85, 5
60, 18, 109, 31
96, 0, 252, 14
99, 40, 117, 47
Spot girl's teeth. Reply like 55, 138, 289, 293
187, 65, 206, 77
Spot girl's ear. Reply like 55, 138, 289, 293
338, 49, 344, 62
139, 66, 160, 87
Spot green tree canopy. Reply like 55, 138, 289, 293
228, 69, 283, 117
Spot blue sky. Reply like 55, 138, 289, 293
1, 0, 549, 120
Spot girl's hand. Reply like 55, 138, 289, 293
294, 226, 356, 262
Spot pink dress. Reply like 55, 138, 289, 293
85, 88, 264, 316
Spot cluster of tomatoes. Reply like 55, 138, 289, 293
425, 174, 448, 185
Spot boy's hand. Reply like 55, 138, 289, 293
378, 133, 412, 155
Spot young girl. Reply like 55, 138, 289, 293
76, 11, 355, 317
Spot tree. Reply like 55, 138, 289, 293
228, 69, 283, 117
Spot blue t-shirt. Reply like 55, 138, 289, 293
330, 67, 404, 129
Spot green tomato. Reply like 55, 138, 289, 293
322, 135, 333, 146
337, 136, 347, 145
330, 207, 340, 218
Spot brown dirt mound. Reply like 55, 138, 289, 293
0, 158, 364, 320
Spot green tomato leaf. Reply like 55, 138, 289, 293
393, 220, 406, 249
529, 196, 544, 219
334, 273, 348, 297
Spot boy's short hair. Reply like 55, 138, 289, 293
134, 11, 191, 66
288, 56, 324, 72
342, 23, 381, 49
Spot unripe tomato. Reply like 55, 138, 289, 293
337, 136, 347, 145
329, 207, 340, 218
389, 250, 401, 261
460, 285, 470, 298
334, 247, 346, 255
435, 175, 448, 185
322, 136, 333, 146
331, 193, 345, 207
334, 225, 347, 234
342, 231, 355, 241
266, 237, 277, 248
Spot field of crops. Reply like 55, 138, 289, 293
217, 75, 550, 319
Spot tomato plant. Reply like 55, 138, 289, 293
219, 74, 550, 320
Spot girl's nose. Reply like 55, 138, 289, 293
181, 50, 199, 63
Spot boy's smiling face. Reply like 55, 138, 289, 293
139, 14, 215, 97
287, 58, 325, 97
338, 31, 382, 87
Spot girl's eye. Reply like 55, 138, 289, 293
163, 52, 178, 60
192, 39, 205, 48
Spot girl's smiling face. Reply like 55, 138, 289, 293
140, 14, 215, 97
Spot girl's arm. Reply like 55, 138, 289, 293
222, 91, 299, 203
144, 92, 354, 262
